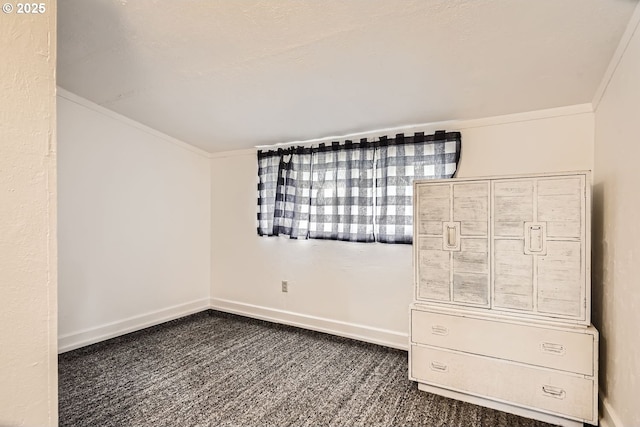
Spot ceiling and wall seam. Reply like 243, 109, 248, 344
57, 87, 212, 159
60, 89, 593, 161
592, 1, 640, 112
207, 104, 597, 159
253, 104, 594, 151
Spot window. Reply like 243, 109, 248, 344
257, 130, 461, 244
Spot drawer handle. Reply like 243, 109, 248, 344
431, 325, 449, 336
540, 342, 566, 355
430, 361, 448, 373
542, 385, 566, 400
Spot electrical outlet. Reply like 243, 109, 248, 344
281, 280, 288, 293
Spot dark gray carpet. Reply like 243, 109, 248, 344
59, 310, 558, 427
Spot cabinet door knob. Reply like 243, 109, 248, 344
447, 226, 456, 247
442, 222, 461, 251
529, 225, 543, 251
524, 222, 547, 255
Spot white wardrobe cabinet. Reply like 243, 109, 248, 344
414, 173, 589, 325
410, 171, 598, 427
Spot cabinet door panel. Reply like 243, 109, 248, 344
453, 272, 488, 305
494, 180, 534, 197
452, 182, 487, 197
453, 238, 489, 305
453, 245, 488, 273
538, 178, 582, 239
418, 236, 451, 301
418, 184, 450, 199
418, 185, 450, 235
494, 181, 533, 237
537, 177, 581, 196
454, 199, 488, 235
494, 239, 533, 310
418, 235, 442, 251
537, 241, 582, 316
450, 182, 490, 306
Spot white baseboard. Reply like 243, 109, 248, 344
58, 298, 210, 353
209, 297, 409, 351
599, 393, 623, 427
59, 297, 409, 353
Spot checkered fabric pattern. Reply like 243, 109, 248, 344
258, 131, 461, 244
257, 148, 312, 238
375, 131, 461, 244
309, 140, 375, 242
273, 148, 312, 238
257, 150, 279, 236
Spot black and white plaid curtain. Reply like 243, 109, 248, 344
309, 140, 375, 242
375, 131, 461, 243
257, 151, 279, 236
257, 147, 312, 238
257, 130, 461, 243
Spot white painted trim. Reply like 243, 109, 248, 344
447, 104, 592, 129
254, 104, 593, 150
57, 298, 210, 353
57, 87, 593, 159
59, 297, 408, 353
210, 297, 409, 351
56, 87, 212, 159
207, 104, 593, 159
208, 148, 256, 159
592, 1, 640, 111
599, 393, 623, 427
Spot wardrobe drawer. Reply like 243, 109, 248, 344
411, 309, 595, 375
411, 345, 595, 422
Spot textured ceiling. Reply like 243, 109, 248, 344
58, 0, 638, 152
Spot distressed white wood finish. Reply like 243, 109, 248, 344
411, 309, 596, 375
413, 171, 591, 325
410, 344, 597, 424
415, 181, 491, 307
410, 171, 598, 426
492, 175, 587, 321
416, 383, 584, 427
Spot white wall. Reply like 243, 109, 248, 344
0, 6, 58, 427
593, 5, 640, 427
210, 107, 594, 349
57, 90, 211, 352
